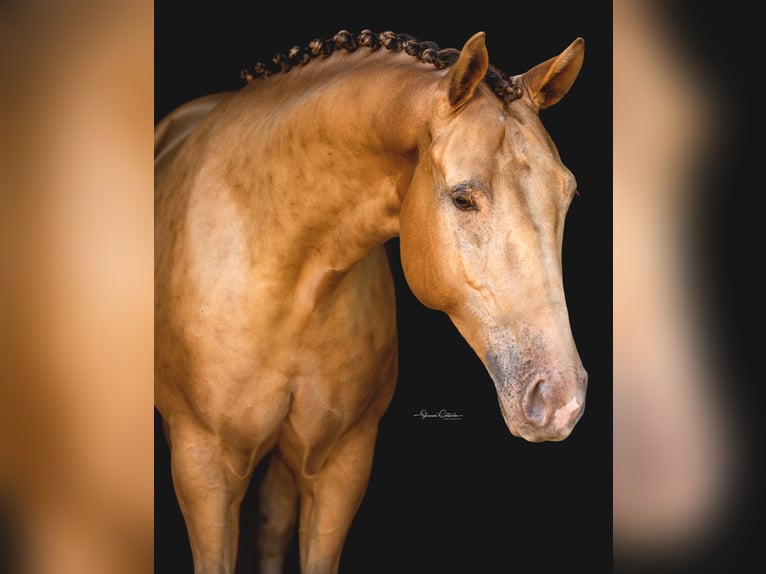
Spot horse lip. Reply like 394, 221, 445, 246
509, 419, 575, 442
505, 418, 522, 438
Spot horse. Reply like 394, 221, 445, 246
154, 29, 587, 574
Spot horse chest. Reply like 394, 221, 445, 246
275, 315, 398, 477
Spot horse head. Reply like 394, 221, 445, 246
399, 33, 587, 442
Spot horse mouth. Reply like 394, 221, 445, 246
504, 417, 522, 438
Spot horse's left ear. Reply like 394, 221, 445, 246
516, 37, 584, 111
440, 32, 489, 111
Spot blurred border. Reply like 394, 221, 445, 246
1, 1, 153, 573
613, 0, 763, 572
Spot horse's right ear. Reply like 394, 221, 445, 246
439, 32, 490, 112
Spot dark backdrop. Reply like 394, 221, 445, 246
154, 3, 613, 572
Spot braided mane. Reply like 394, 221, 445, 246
240, 29, 523, 104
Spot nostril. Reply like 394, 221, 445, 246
522, 377, 549, 426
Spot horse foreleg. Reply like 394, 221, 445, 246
296, 419, 379, 574
168, 418, 256, 574
256, 454, 298, 574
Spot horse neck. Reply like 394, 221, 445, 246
209, 52, 435, 305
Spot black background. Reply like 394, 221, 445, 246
154, 2, 613, 572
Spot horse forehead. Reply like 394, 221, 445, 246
437, 107, 562, 175
461, 92, 552, 138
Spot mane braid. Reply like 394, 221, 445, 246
239, 29, 523, 104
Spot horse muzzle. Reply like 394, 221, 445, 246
486, 352, 588, 442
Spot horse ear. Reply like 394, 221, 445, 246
441, 32, 490, 110
516, 37, 584, 111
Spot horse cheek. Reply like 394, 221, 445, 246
399, 190, 460, 313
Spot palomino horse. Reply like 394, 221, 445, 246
155, 29, 587, 574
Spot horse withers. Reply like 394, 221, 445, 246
155, 29, 586, 574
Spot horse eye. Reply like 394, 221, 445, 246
450, 190, 476, 211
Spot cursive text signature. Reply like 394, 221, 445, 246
413, 409, 464, 421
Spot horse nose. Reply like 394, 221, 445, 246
522, 371, 587, 437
